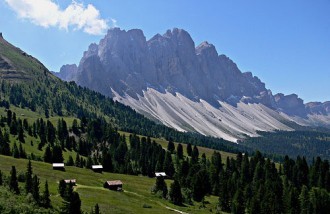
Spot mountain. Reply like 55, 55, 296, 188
0, 32, 245, 155
56, 28, 330, 142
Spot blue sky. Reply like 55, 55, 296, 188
1, 0, 329, 103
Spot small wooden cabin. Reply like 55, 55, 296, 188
104, 180, 123, 191
53, 163, 65, 170
92, 165, 103, 173
155, 172, 167, 178
64, 179, 76, 186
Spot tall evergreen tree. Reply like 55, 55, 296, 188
176, 143, 183, 159
10, 166, 20, 194
164, 151, 175, 178
43, 145, 53, 163
167, 140, 175, 154
94, 203, 100, 214
32, 174, 40, 203
299, 185, 309, 214
42, 180, 51, 208
187, 143, 192, 157
25, 160, 33, 194
169, 179, 183, 205
58, 179, 67, 197
192, 169, 211, 202
232, 188, 245, 214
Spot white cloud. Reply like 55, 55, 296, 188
5, 0, 111, 35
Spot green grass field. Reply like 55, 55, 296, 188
0, 155, 223, 214
119, 131, 237, 161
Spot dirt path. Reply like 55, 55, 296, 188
124, 190, 189, 214
74, 184, 189, 213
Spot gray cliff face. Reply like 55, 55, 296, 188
54, 64, 78, 81
63, 28, 272, 107
56, 27, 329, 119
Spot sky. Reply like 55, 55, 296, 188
0, 0, 329, 103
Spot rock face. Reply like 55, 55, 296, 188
55, 64, 78, 81
56, 28, 330, 141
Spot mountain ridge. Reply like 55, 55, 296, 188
55, 27, 330, 141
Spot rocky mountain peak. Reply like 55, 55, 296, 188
196, 41, 218, 59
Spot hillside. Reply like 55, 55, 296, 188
0, 33, 242, 155
0, 155, 221, 213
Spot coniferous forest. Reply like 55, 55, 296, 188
0, 108, 330, 213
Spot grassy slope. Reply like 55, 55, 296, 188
119, 131, 237, 161
0, 105, 238, 163
0, 155, 222, 214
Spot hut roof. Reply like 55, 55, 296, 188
92, 165, 103, 169
155, 172, 166, 177
106, 180, 123, 186
53, 163, 65, 167
64, 179, 76, 184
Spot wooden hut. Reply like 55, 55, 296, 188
52, 163, 65, 170
92, 165, 103, 173
104, 180, 123, 191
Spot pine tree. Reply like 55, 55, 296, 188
164, 151, 175, 178
52, 144, 64, 163
42, 180, 51, 208
299, 185, 309, 214
167, 139, 175, 153
70, 191, 82, 214
154, 176, 167, 198
192, 169, 211, 202
12, 142, 20, 158
94, 203, 100, 214
10, 166, 20, 194
19, 143, 26, 158
232, 188, 245, 214
58, 179, 67, 197
25, 160, 33, 194
177, 143, 183, 159
187, 143, 192, 157
18, 125, 25, 143
191, 145, 199, 164
43, 145, 53, 163
75, 153, 81, 167
66, 155, 74, 166
32, 174, 40, 203
169, 179, 183, 205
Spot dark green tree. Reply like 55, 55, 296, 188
66, 155, 74, 166
176, 143, 183, 159
299, 185, 309, 214
232, 188, 245, 214
167, 139, 175, 154
94, 203, 100, 214
12, 142, 20, 158
58, 179, 67, 197
10, 166, 20, 194
43, 145, 53, 163
192, 169, 211, 202
25, 160, 33, 194
42, 180, 51, 208
169, 179, 183, 205
187, 143, 192, 157
164, 151, 175, 178
32, 174, 40, 203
